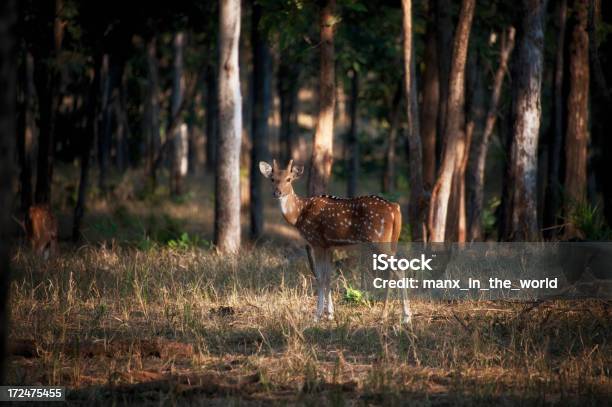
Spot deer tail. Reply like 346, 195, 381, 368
391, 203, 402, 253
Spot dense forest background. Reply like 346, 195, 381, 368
4, 0, 612, 251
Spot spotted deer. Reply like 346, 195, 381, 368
259, 159, 411, 323
26, 204, 59, 259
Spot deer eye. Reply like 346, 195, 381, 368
286, 178, 291, 182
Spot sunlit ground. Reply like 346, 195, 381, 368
7, 169, 608, 405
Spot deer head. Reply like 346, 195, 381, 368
259, 159, 304, 198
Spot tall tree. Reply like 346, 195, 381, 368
421, 4, 439, 189
0, 0, 16, 383
17, 53, 35, 213
215, 0, 242, 253
170, 32, 188, 196
544, 0, 568, 234
435, 0, 453, 152
250, 1, 271, 240
205, 62, 218, 171
402, 0, 425, 241
98, 54, 124, 195
506, 0, 546, 241
72, 55, 101, 241
564, 0, 590, 238
428, 0, 475, 242
144, 36, 161, 176
33, 0, 64, 204
588, 0, 612, 226
278, 56, 300, 163
308, 0, 336, 196
468, 26, 516, 241
346, 70, 359, 197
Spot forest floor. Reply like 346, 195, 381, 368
6, 170, 611, 405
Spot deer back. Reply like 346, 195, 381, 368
296, 195, 402, 248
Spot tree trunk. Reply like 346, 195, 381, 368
382, 83, 402, 193
402, 0, 425, 241
468, 27, 516, 241
278, 57, 299, 163
544, 0, 568, 235
33, 0, 63, 205
588, 0, 612, 226
308, 0, 336, 197
17, 53, 35, 213
114, 76, 130, 172
144, 37, 161, 178
346, 70, 359, 197
206, 63, 218, 172
0, 0, 17, 384
421, 5, 439, 189
564, 0, 589, 238
506, 0, 546, 241
215, 0, 242, 253
171, 32, 188, 196
190, 95, 206, 175
98, 55, 124, 195
461, 52, 485, 242
428, 0, 475, 243
250, 1, 271, 240
435, 0, 453, 154
73, 56, 101, 241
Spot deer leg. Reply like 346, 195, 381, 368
312, 248, 326, 322
382, 267, 391, 320
399, 269, 412, 324
306, 245, 317, 279
324, 250, 334, 320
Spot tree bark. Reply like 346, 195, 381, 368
33, 0, 64, 205
205, 63, 218, 172
346, 70, 359, 197
460, 52, 485, 242
544, 0, 567, 235
0, 0, 17, 384
564, 0, 590, 238
428, 0, 475, 242
588, 0, 612, 226
308, 0, 336, 197
114, 74, 130, 172
435, 0, 453, 154
278, 57, 299, 163
382, 83, 402, 193
468, 27, 516, 241
421, 5, 439, 189
402, 0, 425, 241
215, 0, 242, 253
171, 32, 188, 196
98, 55, 124, 195
17, 53, 35, 213
506, 0, 546, 241
73, 56, 101, 242
144, 36, 160, 177
250, 1, 271, 240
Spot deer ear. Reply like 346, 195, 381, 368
291, 164, 304, 179
259, 161, 273, 178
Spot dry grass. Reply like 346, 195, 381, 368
6, 171, 611, 405
7, 243, 611, 405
